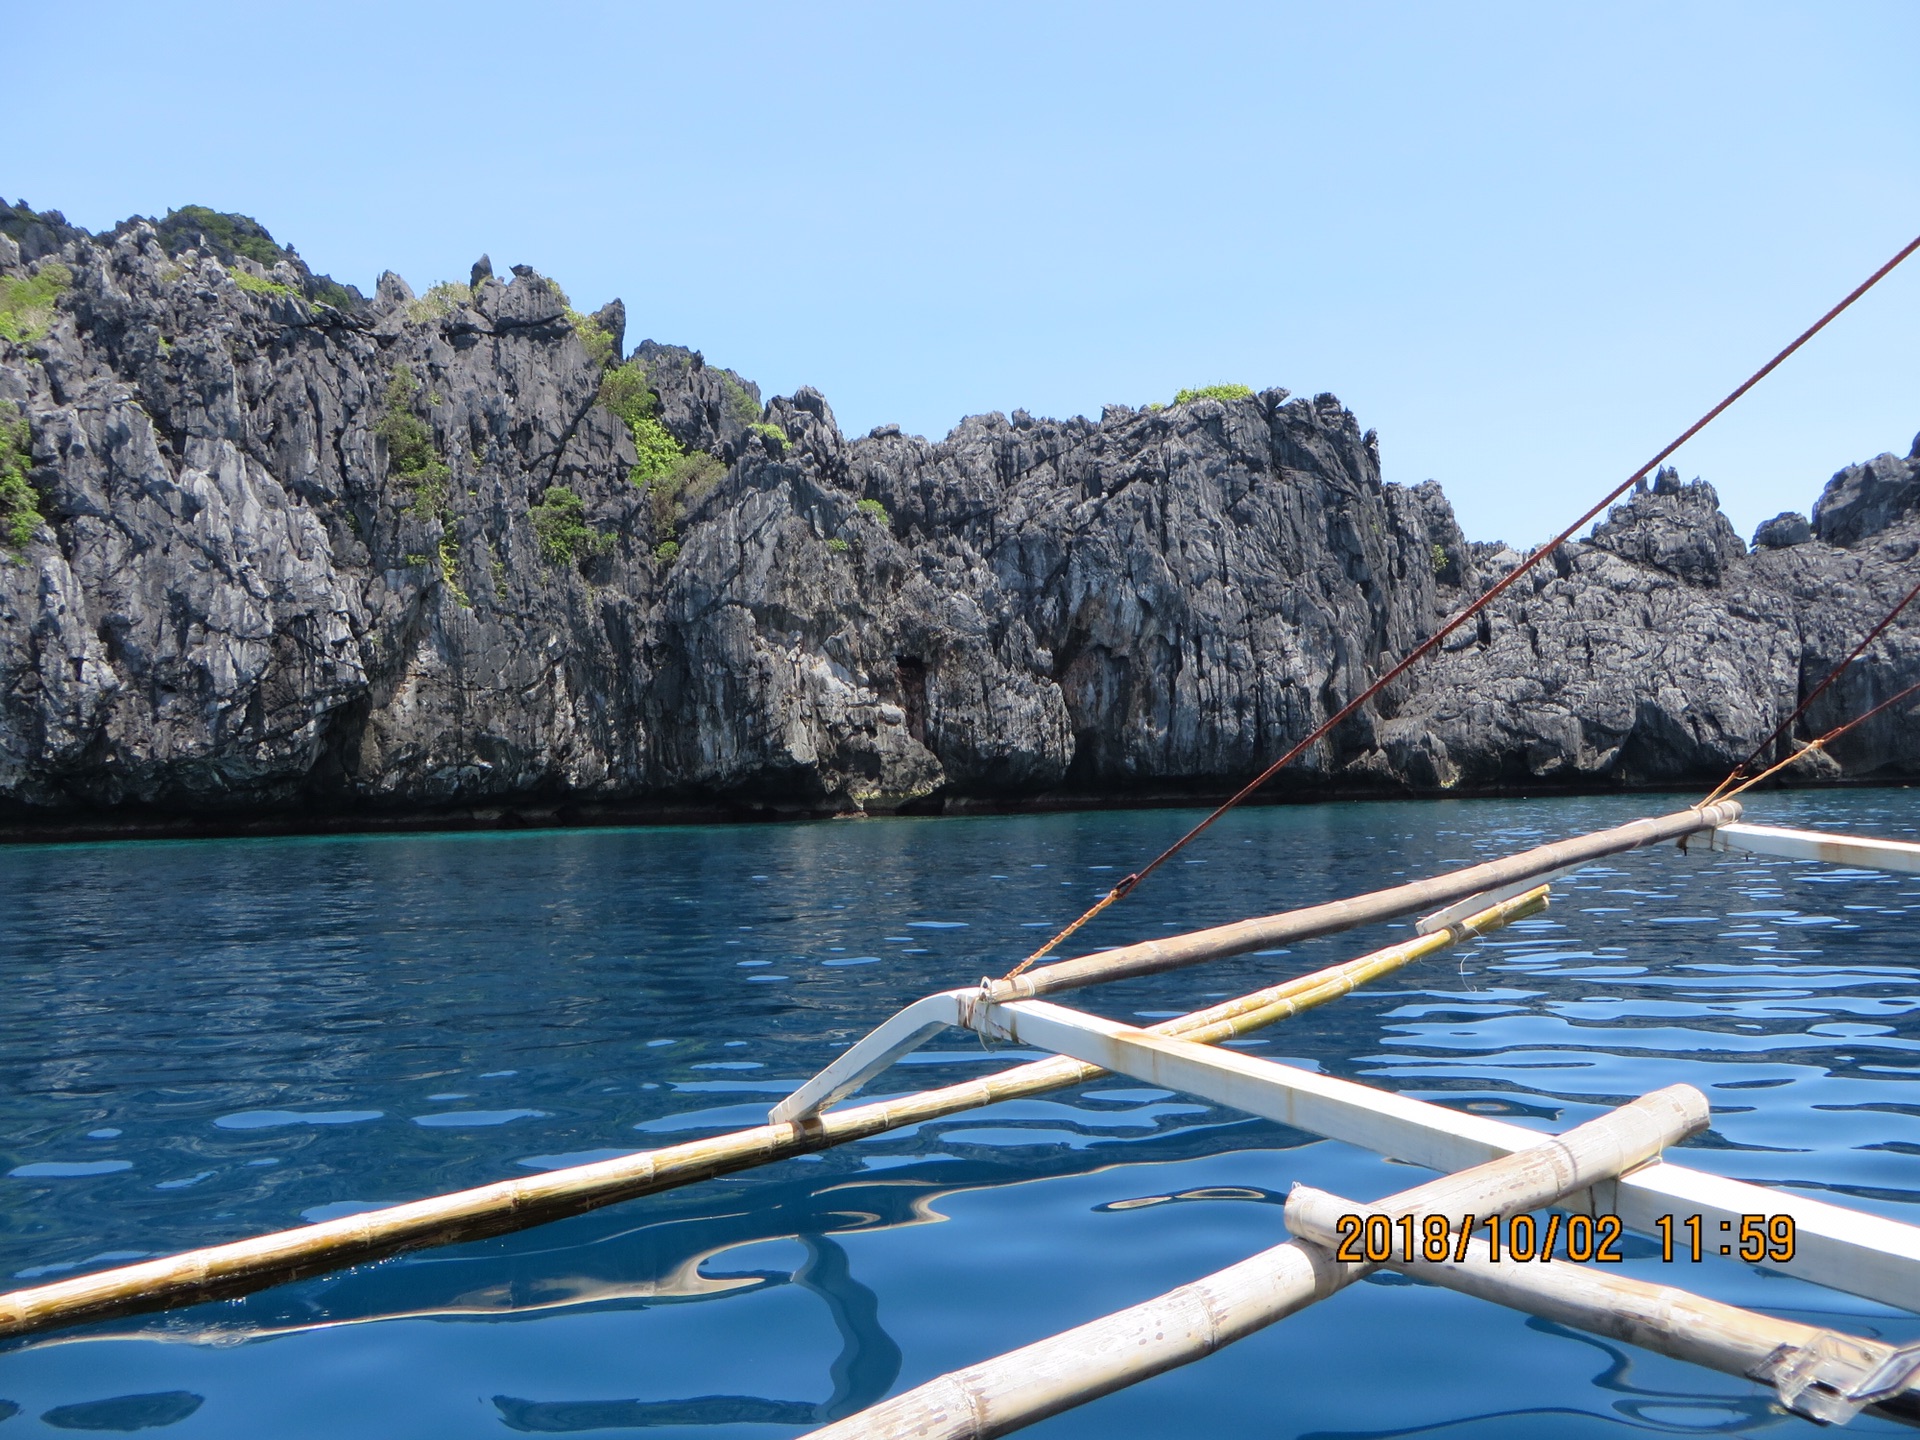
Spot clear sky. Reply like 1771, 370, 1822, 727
11, 1, 1916, 546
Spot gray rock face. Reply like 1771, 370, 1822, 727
1812, 438, 1920, 546
1754, 512, 1812, 549
2, 216, 1918, 832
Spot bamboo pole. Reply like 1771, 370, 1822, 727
1000, 801, 1740, 999
1284, 1188, 1920, 1428
0, 889, 1546, 1342
803, 1086, 1709, 1440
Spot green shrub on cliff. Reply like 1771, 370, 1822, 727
597, 358, 730, 548
747, 422, 787, 454
718, 371, 760, 427
532, 278, 615, 370
307, 277, 357, 311
627, 416, 682, 486
229, 268, 292, 298
405, 282, 472, 324
1172, 383, 1254, 406
646, 452, 724, 537
530, 485, 612, 566
0, 261, 72, 343
598, 360, 656, 428
375, 368, 450, 516
0, 403, 41, 552
566, 306, 615, 370
855, 497, 891, 525
438, 526, 469, 606
375, 369, 468, 601
598, 360, 682, 486
158, 206, 288, 267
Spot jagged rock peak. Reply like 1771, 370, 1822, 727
1588, 470, 1746, 586
1811, 435, 1920, 547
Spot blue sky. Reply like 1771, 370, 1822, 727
11, 1, 1916, 545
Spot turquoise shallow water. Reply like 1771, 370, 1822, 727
1, 791, 1917, 1437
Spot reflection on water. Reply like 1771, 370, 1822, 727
492, 1235, 898, 1432
40, 1390, 204, 1431
0, 790, 1917, 1437
1300, 1320, 1791, 1438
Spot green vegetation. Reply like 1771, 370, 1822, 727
628, 416, 682, 486
229, 268, 292, 298
530, 486, 612, 566
1173, 384, 1254, 406
405, 281, 472, 325
653, 539, 679, 562
747, 422, 787, 454
374, 368, 450, 516
0, 402, 39, 552
717, 372, 760, 427
596, 357, 728, 550
826, 537, 849, 554
566, 307, 615, 369
598, 359, 655, 429
646, 452, 724, 540
438, 528, 469, 606
599, 361, 683, 487
376, 368, 469, 602
533, 278, 615, 369
308, 277, 356, 310
0, 261, 72, 344
855, 497, 891, 525
1431, 542, 1449, 576
160, 206, 287, 267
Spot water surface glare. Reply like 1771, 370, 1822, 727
2, 791, 1918, 1437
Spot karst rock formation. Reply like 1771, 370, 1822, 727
2, 203, 1916, 834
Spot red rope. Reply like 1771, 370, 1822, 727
1002, 230, 1920, 981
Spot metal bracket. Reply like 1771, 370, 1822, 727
1757, 1332, 1920, 1424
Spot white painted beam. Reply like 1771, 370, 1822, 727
1711, 822, 1920, 875
974, 999, 1920, 1313
770, 982, 1920, 1312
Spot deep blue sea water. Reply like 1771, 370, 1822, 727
1, 791, 1917, 1438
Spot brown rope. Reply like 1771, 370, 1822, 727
1703, 572, 1920, 805
1002, 229, 1920, 982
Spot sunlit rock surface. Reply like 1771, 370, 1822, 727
2, 206, 1917, 831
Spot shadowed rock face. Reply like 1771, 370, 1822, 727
2, 212, 1918, 831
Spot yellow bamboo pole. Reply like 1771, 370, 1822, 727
0, 889, 1547, 1341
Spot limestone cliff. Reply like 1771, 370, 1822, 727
1, 205, 1915, 834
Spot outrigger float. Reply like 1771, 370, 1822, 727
5, 800, 1920, 1435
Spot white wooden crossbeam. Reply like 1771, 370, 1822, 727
771, 993, 1920, 1312
1711, 822, 1920, 875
